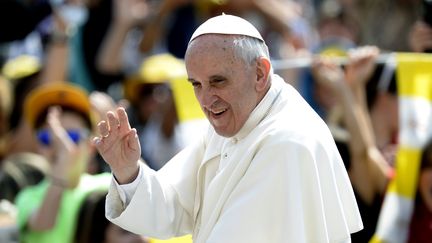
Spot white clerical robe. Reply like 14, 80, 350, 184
105, 74, 363, 243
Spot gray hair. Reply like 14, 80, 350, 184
232, 36, 271, 69
187, 34, 273, 74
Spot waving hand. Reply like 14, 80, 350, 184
93, 107, 141, 184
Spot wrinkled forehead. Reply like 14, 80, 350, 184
186, 34, 240, 60
188, 34, 235, 49
186, 35, 243, 69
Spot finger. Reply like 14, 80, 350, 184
97, 120, 110, 138
92, 136, 102, 148
47, 107, 74, 150
107, 111, 120, 136
97, 119, 116, 146
117, 107, 132, 135
47, 106, 61, 127
117, 99, 130, 109
92, 135, 106, 156
127, 128, 141, 153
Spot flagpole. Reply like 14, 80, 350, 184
271, 53, 396, 70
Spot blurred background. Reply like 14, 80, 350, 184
0, 0, 432, 242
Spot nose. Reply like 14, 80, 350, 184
201, 94, 219, 110
198, 87, 218, 110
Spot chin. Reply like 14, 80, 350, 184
213, 127, 232, 138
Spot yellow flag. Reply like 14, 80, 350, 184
171, 77, 205, 123
150, 235, 193, 243
372, 52, 432, 242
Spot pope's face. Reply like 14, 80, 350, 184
185, 35, 261, 137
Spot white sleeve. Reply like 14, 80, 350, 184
105, 139, 206, 239
113, 163, 144, 206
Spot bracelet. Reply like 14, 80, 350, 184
50, 26, 75, 44
50, 30, 69, 44
50, 176, 68, 188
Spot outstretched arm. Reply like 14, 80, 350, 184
93, 107, 141, 184
28, 107, 86, 230
96, 0, 149, 74
312, 48, 390, 204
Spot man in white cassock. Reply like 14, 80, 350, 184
93, 14, 363, 243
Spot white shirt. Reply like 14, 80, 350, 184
105, 74, 363, 243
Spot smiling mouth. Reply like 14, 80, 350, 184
210, 108, 227, 117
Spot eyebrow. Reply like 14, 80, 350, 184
209, 75, 226, 81
187, 74, 227, 84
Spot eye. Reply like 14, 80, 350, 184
210, 77, 226, 86
188, 78, 201, 88
191, 81, 201, 88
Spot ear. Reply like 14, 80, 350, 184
255, 57, 271, 92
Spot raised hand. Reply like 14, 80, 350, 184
409, 21, 432, 53
345, 46, 379, 87
93, 107, 141, 184
311, 57, 346, 92
113, 0, 149, 28
47, 107, 86, 188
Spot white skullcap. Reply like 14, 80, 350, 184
189, 14, 264, 43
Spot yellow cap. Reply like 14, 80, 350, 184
124, 53, 187, 102
2, 55, 41, 80
24, 83, 92, 128
319, 46, 347, 57
138, 53, 187, 83
0, 76, 12, 116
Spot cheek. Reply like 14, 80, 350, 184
193, 89, 203, 105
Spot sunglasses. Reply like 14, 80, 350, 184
36, 129, 89, 146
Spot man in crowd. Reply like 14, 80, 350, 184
94, 14, 362, 243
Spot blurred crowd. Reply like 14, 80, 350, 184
0, 0, 431, 242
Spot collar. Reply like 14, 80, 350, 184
231, 74, 284, 141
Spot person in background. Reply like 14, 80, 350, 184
0, 75, 12, 161
75, 190, 192, 243
75, 190, 151, 243
94, 14, 362, 242
342, 0, 420, 52
15, 83, 111, 243
312, 46, 392, 242
298, 0, 358, 119
408, 138, 432, 242
0, 153, 50, 203
409, 20, 432, 53
122, 54, 192, 170
0, 153, 50, 243
1, 55, 43, 156
409, 0, 432, 54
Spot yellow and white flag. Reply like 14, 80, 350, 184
371, 53, 432, 243
150, 234, 193, 243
